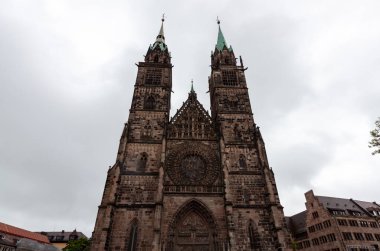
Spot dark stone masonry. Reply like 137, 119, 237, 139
91, 19, 291, 251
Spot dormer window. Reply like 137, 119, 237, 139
328, 208, 346, 216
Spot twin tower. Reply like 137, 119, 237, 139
91, 19, 291, 251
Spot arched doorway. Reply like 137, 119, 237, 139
166, 200, 219, 251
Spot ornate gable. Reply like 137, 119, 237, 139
167, 90, 216, 140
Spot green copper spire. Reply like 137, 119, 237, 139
215, 18, 233, 52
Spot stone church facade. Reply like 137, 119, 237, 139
91, 19, 291, 251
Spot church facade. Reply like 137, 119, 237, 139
91, 19, 291, 251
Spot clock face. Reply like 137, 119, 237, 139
165, 142, 219, 186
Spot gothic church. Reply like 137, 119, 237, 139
91, 18, 290, 251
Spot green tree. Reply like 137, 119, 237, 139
369, 117, 380, 155
63, 238, 90, 251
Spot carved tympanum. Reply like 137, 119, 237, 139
166, 200, 220, 251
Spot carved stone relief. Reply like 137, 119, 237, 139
165, 142, 219, 186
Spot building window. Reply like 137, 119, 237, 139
365, 233, 374, 241
342, 232, 353, 240
308, 225, 315, 233
248, 221, 261, 249
312, 211, 319, 219
327, 233, 336, 242
337, 219, 348, 226
374, 233, 380, 241
137, 153, 148, 172
145, 69, 162, 85
315, 223, 323, 231
55, 236, 64, 241
127, 221, 138, 251
323, 220, 331, 228
359, 221, 369, 227
144, 96, 156, 110
349, 220, 359, 227
222, 70, 238, 86
69, 235, 78, 241
329, 208, 346, 215
319, 235, 328, 244
348, 210, 362, 216
238, 155, 247, 170
311, 238, 320, 246
369, 221, 378, 228
353, 232, 364, 241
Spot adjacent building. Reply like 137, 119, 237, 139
39, 230, 87, 250
0, 222, 57, 251
287, 190, 380, 251
91, 18, 291, 251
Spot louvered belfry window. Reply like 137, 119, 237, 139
222, 70, 238, 86
145, 69, 162, 85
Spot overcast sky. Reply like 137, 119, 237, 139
1, 0, 380, 237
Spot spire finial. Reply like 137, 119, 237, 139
216, 17, 228, 51
155, 14, 165, 44
191, 79, 194, 92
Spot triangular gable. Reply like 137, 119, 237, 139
168, 92, 216, 140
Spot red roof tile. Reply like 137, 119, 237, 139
0, 222, 49, 244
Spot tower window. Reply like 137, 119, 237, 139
145, 69, 162, 85
127, 221, 138, 251
248, 220, 261, 249
222, 70, 238, 86
144, 96, 155, 110
239, 155, 247, 170
137, 153, 148, 172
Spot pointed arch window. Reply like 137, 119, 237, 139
144, 96, 155, 110
239, 154, 247, 170
127, 221, 138, 251
142, 120, 152, 139
137, 153, 148, 172
248, 220, 261, 250
233, 124, 242, 140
